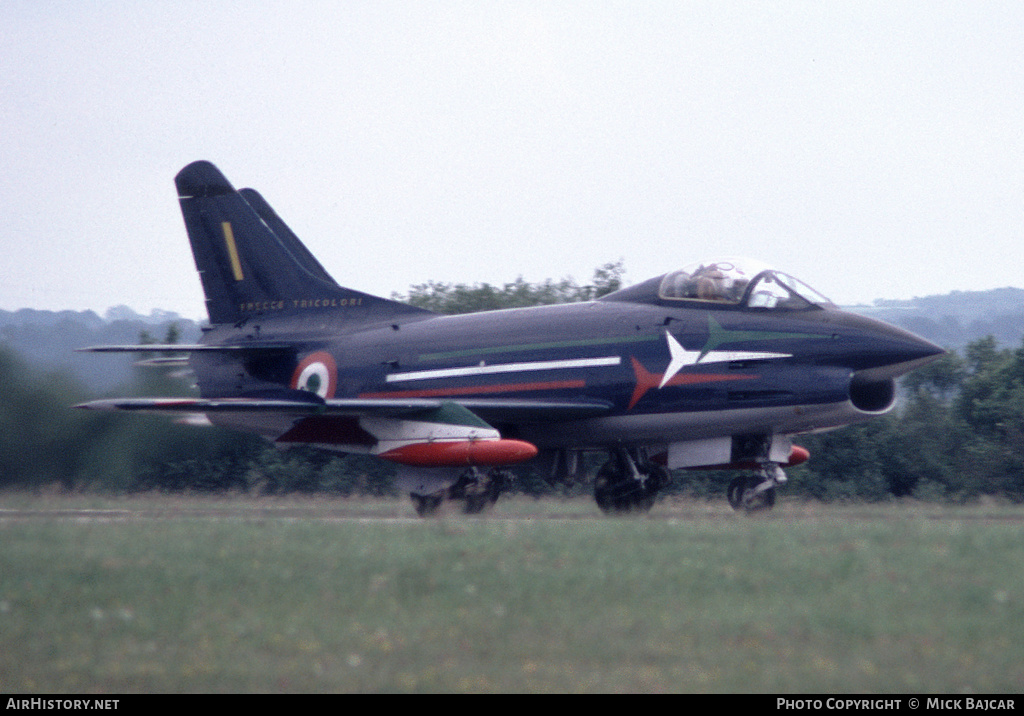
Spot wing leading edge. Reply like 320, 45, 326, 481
73, 395, 611, 419
74, 396, 612, 467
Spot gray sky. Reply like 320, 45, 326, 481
3, 1, 1022, 320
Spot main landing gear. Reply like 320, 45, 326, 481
410, 467, 512, 517
726, 463, 786, 513
593, 448, 670, 514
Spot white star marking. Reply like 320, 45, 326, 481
659, 331, 792, 389
660, 332, 690, 388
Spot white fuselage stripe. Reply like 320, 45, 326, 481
386, 356, 622, 383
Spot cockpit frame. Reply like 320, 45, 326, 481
657, 259, 834, 311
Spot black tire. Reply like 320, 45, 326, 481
458, 469, 508, 515
727, 475, 776, 513
410, 492, 444, 517
594, 461, 667, 514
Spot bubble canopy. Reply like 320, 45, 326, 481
657, 258, 834, 310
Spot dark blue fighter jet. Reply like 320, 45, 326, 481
78, 161, 944, 515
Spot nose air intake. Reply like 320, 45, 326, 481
849, 375, 897, 413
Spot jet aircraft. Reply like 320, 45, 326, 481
77, 161, 945, 515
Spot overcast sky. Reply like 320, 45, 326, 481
3, 1, 1022, 320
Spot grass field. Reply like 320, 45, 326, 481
1, 493, 1023, 693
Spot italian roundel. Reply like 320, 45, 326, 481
290, 351, 337, 399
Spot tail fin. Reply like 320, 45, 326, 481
175, 161, 432, 325
237, 187, 339, 287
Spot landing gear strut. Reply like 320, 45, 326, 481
410, 492, 445, 517
450, 468, 510, 514
409, 467, 511, 517
594, 448, 670, 514
727, 463, 786, 513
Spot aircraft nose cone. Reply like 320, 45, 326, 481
883, 330, 946, 375
838, 313, 946, 379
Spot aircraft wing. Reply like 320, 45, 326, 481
74, 395, 611, 467
75, 397, 439, 414
73, 396, 612, 421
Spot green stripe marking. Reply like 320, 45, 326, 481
700, 317, 820, 361
418, 333, 658, 362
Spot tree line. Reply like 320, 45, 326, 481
1, 264, 1021, 502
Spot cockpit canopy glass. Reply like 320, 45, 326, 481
658, 258, 834, 310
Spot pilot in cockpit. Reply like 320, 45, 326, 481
694, 265, 725, 300
685, 264, 747, 303
658, 258, 833, 309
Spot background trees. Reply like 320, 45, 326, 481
394, 260, 625, 314
792, 336, 1024, 502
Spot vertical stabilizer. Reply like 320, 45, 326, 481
238, 187, 340, 287
175, 161, 431, 325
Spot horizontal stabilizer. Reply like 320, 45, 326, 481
77, 343, 293, 353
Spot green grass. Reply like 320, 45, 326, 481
1, 494, 1023, 692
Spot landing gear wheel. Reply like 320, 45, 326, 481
410, 492, 445, 517
449, 468, 510, 515
726, 475, 776, 513
462, 470, 509, 515
594, 457, 669, 515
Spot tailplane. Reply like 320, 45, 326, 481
175, 161, 431, 325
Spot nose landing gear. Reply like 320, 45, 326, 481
726, 463, 786, 513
